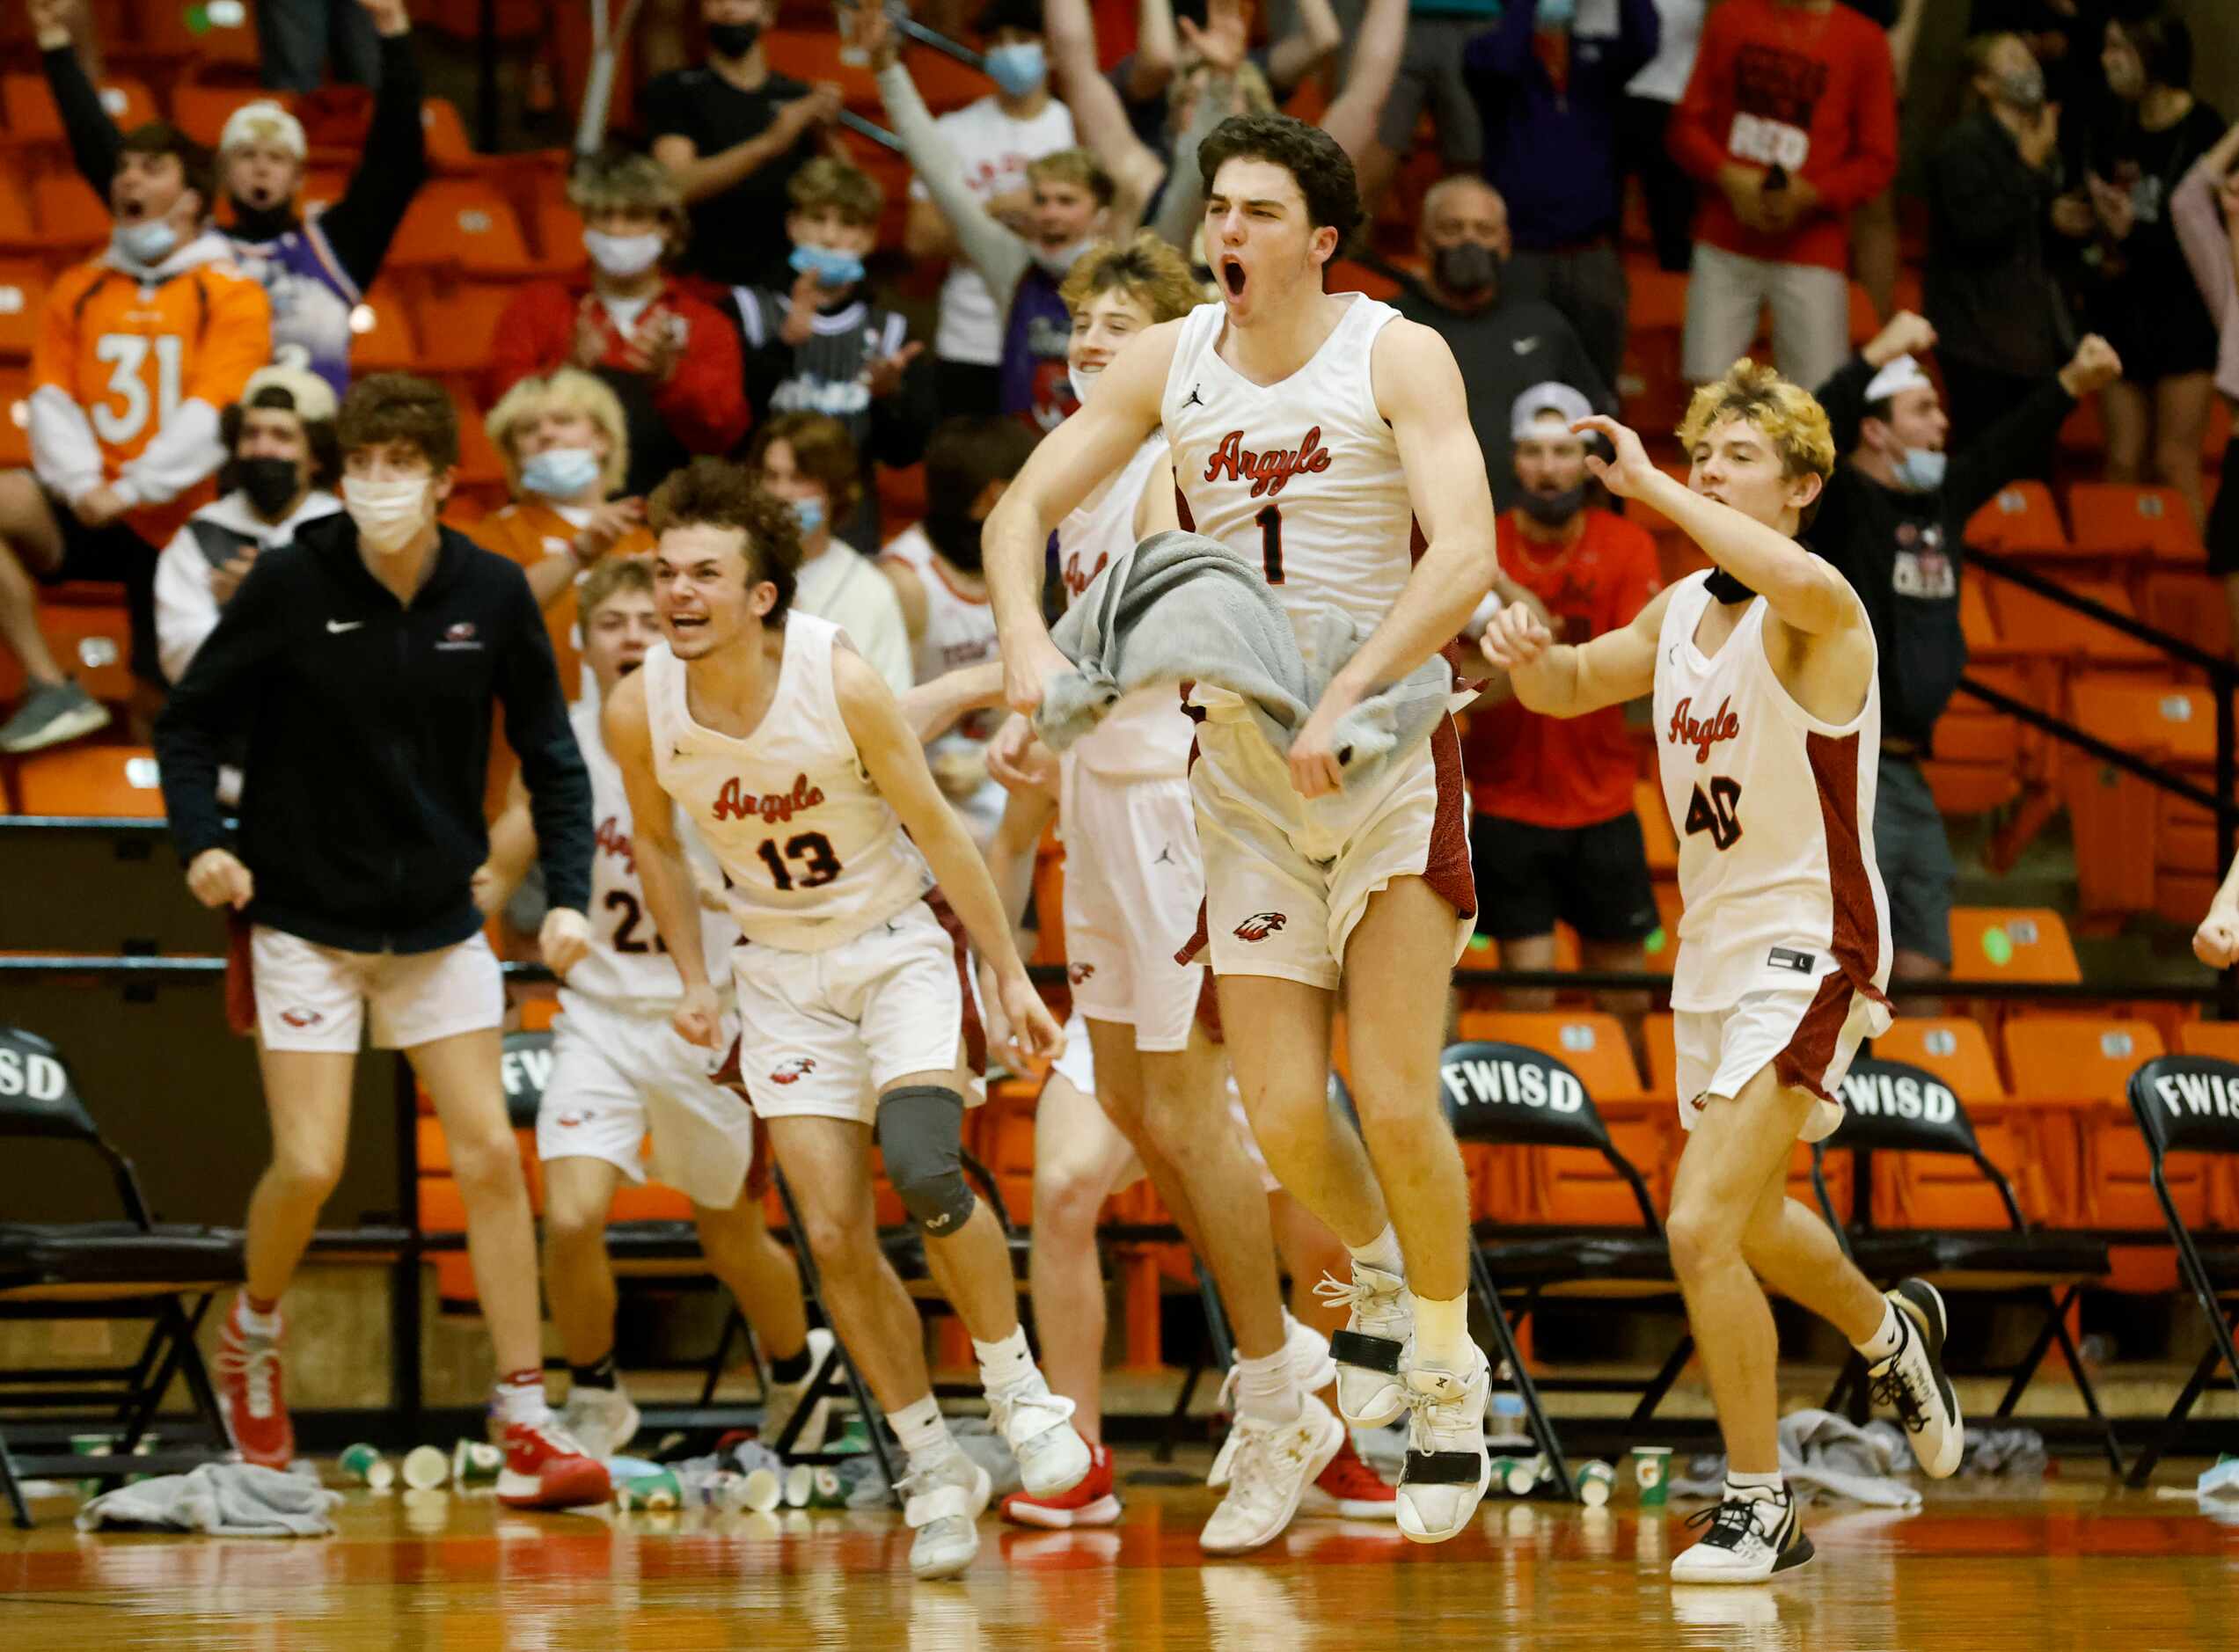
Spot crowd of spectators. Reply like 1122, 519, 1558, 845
4, 0, 2238, 992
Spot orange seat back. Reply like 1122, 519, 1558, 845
1964, 481, 2067, 555
13, 745, 167, 817
2067, 482, 2204, 563
1452, 1011, 1644, 1101
1947, 907, 2080, 984
1871, 1018, 2006, 1100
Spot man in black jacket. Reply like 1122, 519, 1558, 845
34, 0, 427, 399
155, 375, 607, 1509
1813, 312, 2122, 981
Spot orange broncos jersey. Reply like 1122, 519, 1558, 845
33, 245, 272, 546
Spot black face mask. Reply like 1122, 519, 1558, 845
1703, 567, 1758, 604
1517, 484, 1586, 529
707, 20, 761, 58
924, 510, 985, 574
228, 198, 298, 243
239, 456, 302, 519
1433, 242, 1499, 297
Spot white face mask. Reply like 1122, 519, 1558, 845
1067, 362, 1101, 406
583, 229, 665, 278
343, 475, 430, 554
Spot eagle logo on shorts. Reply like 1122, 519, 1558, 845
1067, 962, 1095, 984
1233, 912, 1288, 942
279, 1008, 324, 1028
768, 1056, 816, 1085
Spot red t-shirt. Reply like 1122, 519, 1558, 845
1667, 0, 1899, 274
1467, 509, 1662, 830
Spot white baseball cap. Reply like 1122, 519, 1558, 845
218, 100, 307, 161
1863, 353, 1935, 404
240, 364, 336, 424
1510, 381, 1595, 442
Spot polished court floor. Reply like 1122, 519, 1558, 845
4, 1454, 2237, 1649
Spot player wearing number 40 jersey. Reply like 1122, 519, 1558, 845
479, 558, 826, 1468
604, 457, 1091, 1585
1480, 362, 1965, 1586
984, 113, 1511, 1546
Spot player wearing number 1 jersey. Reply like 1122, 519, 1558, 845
984, 115, 1506, 1546
604, 458, 1089, 1584
1481, 362, 1964, 1585
2, 122, 269, 753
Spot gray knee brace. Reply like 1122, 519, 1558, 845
875, 1084, 977, 1236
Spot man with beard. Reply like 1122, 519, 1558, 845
1463, 384, 1662, 1011
36, 0, 424, 400
1392, 176, 1613, 511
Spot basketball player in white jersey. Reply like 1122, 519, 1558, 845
1479, 363, 1965, 1583
477, 559, 829, 1461
982, 114, 1504, 1543
604, 459, 1087, 1583
879, 417, 1040, 845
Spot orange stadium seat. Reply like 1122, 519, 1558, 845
2064, 676, 2216, 917
1637, 881, 1684, 976
415, 99, 480, 172
347, 283, 423, 372
1987, 577, 2162, 667
2067, 482, 2204, 565
415, 282, 516, 377
1643, 1012, 1678, 1102
1635, 778, 1676, 875
0, 264, 47, 362
0, 73, 158, 148
385, 183, 533, 278
38, 603, 135, 705
2140, 570, 2232, 662
170, 85, 294, 150
296, 168, 349, 216
2005, 1016, 2165, 1254
31, 172, 111, 259
2177, 1022, 2239, 1064
1947, 907, 2079, 985
1453, 1011, 1645, 1102
1872, 1018, 2007, 1101
0, 368, 30, 468
1963, 481, 2068, 556
11, 744, 167, 817
531, 201, 589, 278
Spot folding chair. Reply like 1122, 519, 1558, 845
1441, 1040, 1687, 1501
1809, 1056, 2121, 1473
0, 1026, 243, 1527
2121, 1055, 2239, 1486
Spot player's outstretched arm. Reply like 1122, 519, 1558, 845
1287, 321, 1500, 796
834, 651, 1066, 1067
1483, 584, 1672, 718
604, 670, 721, 1046
984, 320, 1182, 717
1577, 414, 1857, 637
897, 658, 1006, 744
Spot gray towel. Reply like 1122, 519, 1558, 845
76, 1461, 341, 1536
1668, 1408, 1923, 1509
1035, 530, 1455, 790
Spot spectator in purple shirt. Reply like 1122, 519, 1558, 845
1463, 0, 1660, 391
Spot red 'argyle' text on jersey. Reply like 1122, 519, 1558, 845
713, 772, 826, 825
1203, 428, 1333, 500
1667, 696, 1742, 764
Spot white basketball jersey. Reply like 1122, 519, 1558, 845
564, 696, 741, 1010
1653, 571, 1893, 1016
644, 614, 933, 952
1160, 296, 1421, 674
1057, 433, 1194, 779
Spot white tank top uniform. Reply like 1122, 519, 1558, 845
1053, 432, 1208, 1050
1653, 570, 1893, 1138
1156, 296, 1475, 985
881, 523, 1006, 839
643, 616, 974, 1125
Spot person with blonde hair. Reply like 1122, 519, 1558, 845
1482, 361, 1964, 1582
490, 149, 748, 496
472, 369, 653, 700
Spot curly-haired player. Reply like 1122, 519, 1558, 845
1479, 362, 1965, 1583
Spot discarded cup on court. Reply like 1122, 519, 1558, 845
809, 1466, 849, 1509
1576, 1460, 1617, 1508
612, 1457, 683, 1512
1493, 1455, 1539, 1497
783, 1465, 816, 1509
340, 1443, 394, 1490
452, 1438, 503, 1486
71, 1432, 109, 1498
400, 1444, 450, 1490
1632, 1445, 1673, 1508
739, 1467, 784, 1514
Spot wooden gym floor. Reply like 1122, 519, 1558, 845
4, 1452, 2236, 1649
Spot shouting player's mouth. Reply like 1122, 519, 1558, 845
1220, 256, 1248, 299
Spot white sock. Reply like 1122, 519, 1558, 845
1232, 1346, 1302, 1425
1347, 1224, 1404, 1279
890, 1393, 953, 1465
1726, 1468, 1784, 1500
234, 1296, 281, 1339
973, 1326, 1036, 1395
1411, 1291, 1472, 1371
1855, 1299, 1904, 1363
494, 1372, 550, 1429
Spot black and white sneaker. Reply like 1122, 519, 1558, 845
1868, 1279, 1965, 1478
1313, 1265, 1412, 1427
1670, 1486, 1814, 1583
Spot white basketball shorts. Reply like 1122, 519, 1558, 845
1674, 973, 1892, 1144
728, 897, 984, 1126
1186, 713, 1475, 990
1058, 763, 1210, 1053
252, 926, 503, 1054
537, 992, 761, 1209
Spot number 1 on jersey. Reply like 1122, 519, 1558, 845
1255, 503, 1284, 585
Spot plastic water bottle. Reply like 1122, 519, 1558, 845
1488, 1392, 1533, 1452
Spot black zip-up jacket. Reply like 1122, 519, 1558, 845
155, 517, 591, 954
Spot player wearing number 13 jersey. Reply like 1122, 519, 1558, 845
1483, 362, 1961, 1586
606, 459, 1090, 1585
4, 126, 270, 751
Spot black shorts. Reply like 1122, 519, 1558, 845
36, 487, 159, 684
1470, 809, 1659, 946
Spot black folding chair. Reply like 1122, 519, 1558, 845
0, 1025, 243, 1527
1441, 1040, 1689, 1501
2122, 1055, 2239, 1486
1808, 1056, 2120, 1473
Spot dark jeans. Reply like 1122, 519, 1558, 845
1504, 241, 1630, 394
1618, 96, 1697, 275
1941, 355, 2056, 483
257, 0, 383, 92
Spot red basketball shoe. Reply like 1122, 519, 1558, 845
1299, 1431, 1398, 1518
496, 1416, 612, 1509
214, 1297, 293, 1469
1000, 1441, 1121, 1528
